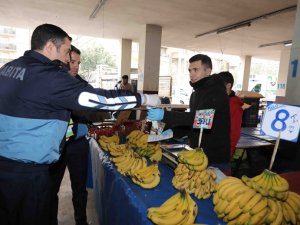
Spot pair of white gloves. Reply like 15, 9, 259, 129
141, 94, 165, 121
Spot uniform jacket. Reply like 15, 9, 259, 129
0, 50, 141, 164
163, 74, 230, 164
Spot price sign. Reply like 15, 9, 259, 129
261, 103, 300, 142
193, 109, 215, 129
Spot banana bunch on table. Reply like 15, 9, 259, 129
131, 163, 160, 189
177, 148, 208, 171
172, 163, 216, 199
126, 130, 162, 162
172, 148, 217, 199
147, 191, 198, 225
110, 148, 147, 176
98, 134, 119, 151
241, 169, 289, 201
213, 171, 300, 225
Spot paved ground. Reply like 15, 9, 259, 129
58, 169, 99, 225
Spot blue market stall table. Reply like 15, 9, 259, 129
89, 138, 225, 225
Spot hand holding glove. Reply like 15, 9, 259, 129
147, 108, 164, 121
142, 94, 161, 107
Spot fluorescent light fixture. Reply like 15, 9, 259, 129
258, 40, 292, 48
285, 42, 292, 47
89, 0, 108, 20
195, 5, 296, 38
216, 22, 251, 35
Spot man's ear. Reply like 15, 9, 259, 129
205, 68, 212, 75
44, 40, 55, 54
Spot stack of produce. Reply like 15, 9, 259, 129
131, 163, 161, 189
213, 170, 300, 225
147, 191, 198, 225
109, 147, 147, 176
98, 134, 119, 151
172, 148, 217, 199
126, 130, 162, 162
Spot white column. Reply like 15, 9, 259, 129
138, 24, 162, 93
120, 39, 132, 77
241, 55, 252, 91
285, 0, 300, 105
276, 47, 291, 101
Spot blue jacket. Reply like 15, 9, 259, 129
0, 50, 141, 164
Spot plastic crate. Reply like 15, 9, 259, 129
242, 98, 261, 127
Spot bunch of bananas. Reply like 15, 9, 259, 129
127, 130, 162, 162
213, 173, 300, 225
131, 163, 160, 189
241, 169, 289, 201
172, 163, 216, 199
110, 148, 147, 176
177, 148, 208, 171
147, 191, 198, 225
106, 142, 126, 157
98, 134, 119, 151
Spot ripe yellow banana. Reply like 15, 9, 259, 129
271, 201, 283, 225
241, 192, 263, 213
249, 197, 268, 216
247, 206, 268, 225
265, 198, 278, 224
282, 201, 297, 224
238, 188, 257, 209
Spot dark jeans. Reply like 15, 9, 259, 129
49, 137, 89, 225
0, 157, 50, 225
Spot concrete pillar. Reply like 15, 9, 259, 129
241, 55, 252, 91
276, 47, 291, 100
285, 0, 300, 105
138, 24, 162, 94
120, 38, 132, 77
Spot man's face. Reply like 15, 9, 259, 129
49, 37, 71, 64
69, 51, 81, 77
188, 60, 212, 83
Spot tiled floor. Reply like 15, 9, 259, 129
58, 169, 99, 225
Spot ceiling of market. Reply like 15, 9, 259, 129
0, 0, 297, 61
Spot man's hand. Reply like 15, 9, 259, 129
147, 108, 164, 121
143, 94, 161, 107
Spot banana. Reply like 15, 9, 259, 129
247, 206, 268, 225
271, 201, 283, 225
225, 184, 251, 202
214, 199, 229, 215
226, 203, 243, 221
282, 201, 297, 224
265, 198, 279, 224
272, 174, 289, 192
287, 191, 300, 214
241, 192, 263, 213
238, 188, 256, 209
236, 212, 252, 225
180, 192, 198, 225
224, 194, 243, 215
249, 197, 268, 216
216, 176, 241, 190
220, 181, 247, 200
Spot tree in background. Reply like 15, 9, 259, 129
80, 45, 116, 81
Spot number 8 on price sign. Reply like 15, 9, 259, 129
261, 103, 300, 142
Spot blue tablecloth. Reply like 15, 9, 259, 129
89, 138, 225, 225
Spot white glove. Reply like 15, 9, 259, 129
143, 94, 161, 106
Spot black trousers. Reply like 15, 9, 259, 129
0, 157, 50, 225
49, 137, 89, 225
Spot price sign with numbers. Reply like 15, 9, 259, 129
261, 103, 300, 142
193, 109, 215, 129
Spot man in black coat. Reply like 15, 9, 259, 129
147, 54, 231, 172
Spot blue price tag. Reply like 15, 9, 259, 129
261, 103, 300, 142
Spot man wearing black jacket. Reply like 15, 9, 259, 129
147, 54, 231, 172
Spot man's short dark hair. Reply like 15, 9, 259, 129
31, 24, 71, 51
70, 45, 81, 55
219, 71, 234, 85
189, 54, 212, 70
122, 75, 129, 79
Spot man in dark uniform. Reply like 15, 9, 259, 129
0, 24, 160, 225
